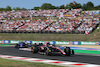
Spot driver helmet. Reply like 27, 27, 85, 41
46, 42, 51, 47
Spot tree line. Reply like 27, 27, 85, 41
0, 1, 100, 11
0, 6, 27, 11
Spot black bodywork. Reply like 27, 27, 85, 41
31, 43, 74, 56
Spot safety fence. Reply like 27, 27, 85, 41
0, 40, 100, 45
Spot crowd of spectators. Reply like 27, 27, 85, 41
0, 9, 82, 20
0, 20, 25, 32
0, 19, 53, 33
76, 10, 100, 34
76, 18, 99, 34
0, 9, 99, 34
45, 19, 82, 33
16, 19, 52, 32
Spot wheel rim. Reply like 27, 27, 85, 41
66, 48, 68, 52
31, 46, 34, 53
46, 47, 49, 55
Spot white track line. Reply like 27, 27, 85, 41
0, 54, 100, 67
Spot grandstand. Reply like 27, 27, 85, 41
0, 9, 100, 34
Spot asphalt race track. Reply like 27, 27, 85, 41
0, 46, 100, 65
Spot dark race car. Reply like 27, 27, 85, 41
31, 42, 74, 56
15, 42, 29, 48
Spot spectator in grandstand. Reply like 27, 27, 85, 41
97, 27, 99, 32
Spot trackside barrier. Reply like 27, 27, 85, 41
71, 41, 81, 45
0, 40, 2, 43
0, 40, 10, 43
55, 41, 70, 45
0, 40, 100, 45
32, 41, 46, 44
81, 41, 97, 45
10, 40, 21, 44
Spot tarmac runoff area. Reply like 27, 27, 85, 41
62, 45, 100, 49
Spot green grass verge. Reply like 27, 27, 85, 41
75, 50, 100, 54
0, 43, 14, 46
0, 44, 13, 46
0, 33, 99, 41
0, 58, 66, 67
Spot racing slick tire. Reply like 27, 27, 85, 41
64, 47, 71, 56
15, 44, 19, 48
31, 46, 38, 53
72, 50, 75, 55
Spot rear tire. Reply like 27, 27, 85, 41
31, 46, 38, 53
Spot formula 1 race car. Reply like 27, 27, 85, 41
31, 42, 74, 56
15, 42, 29, 48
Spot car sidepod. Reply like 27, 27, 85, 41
56, 47, 66, 56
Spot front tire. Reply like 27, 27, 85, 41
72, 50, 75, 55
15, 44, 19, 48
64, 47, 71, 56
